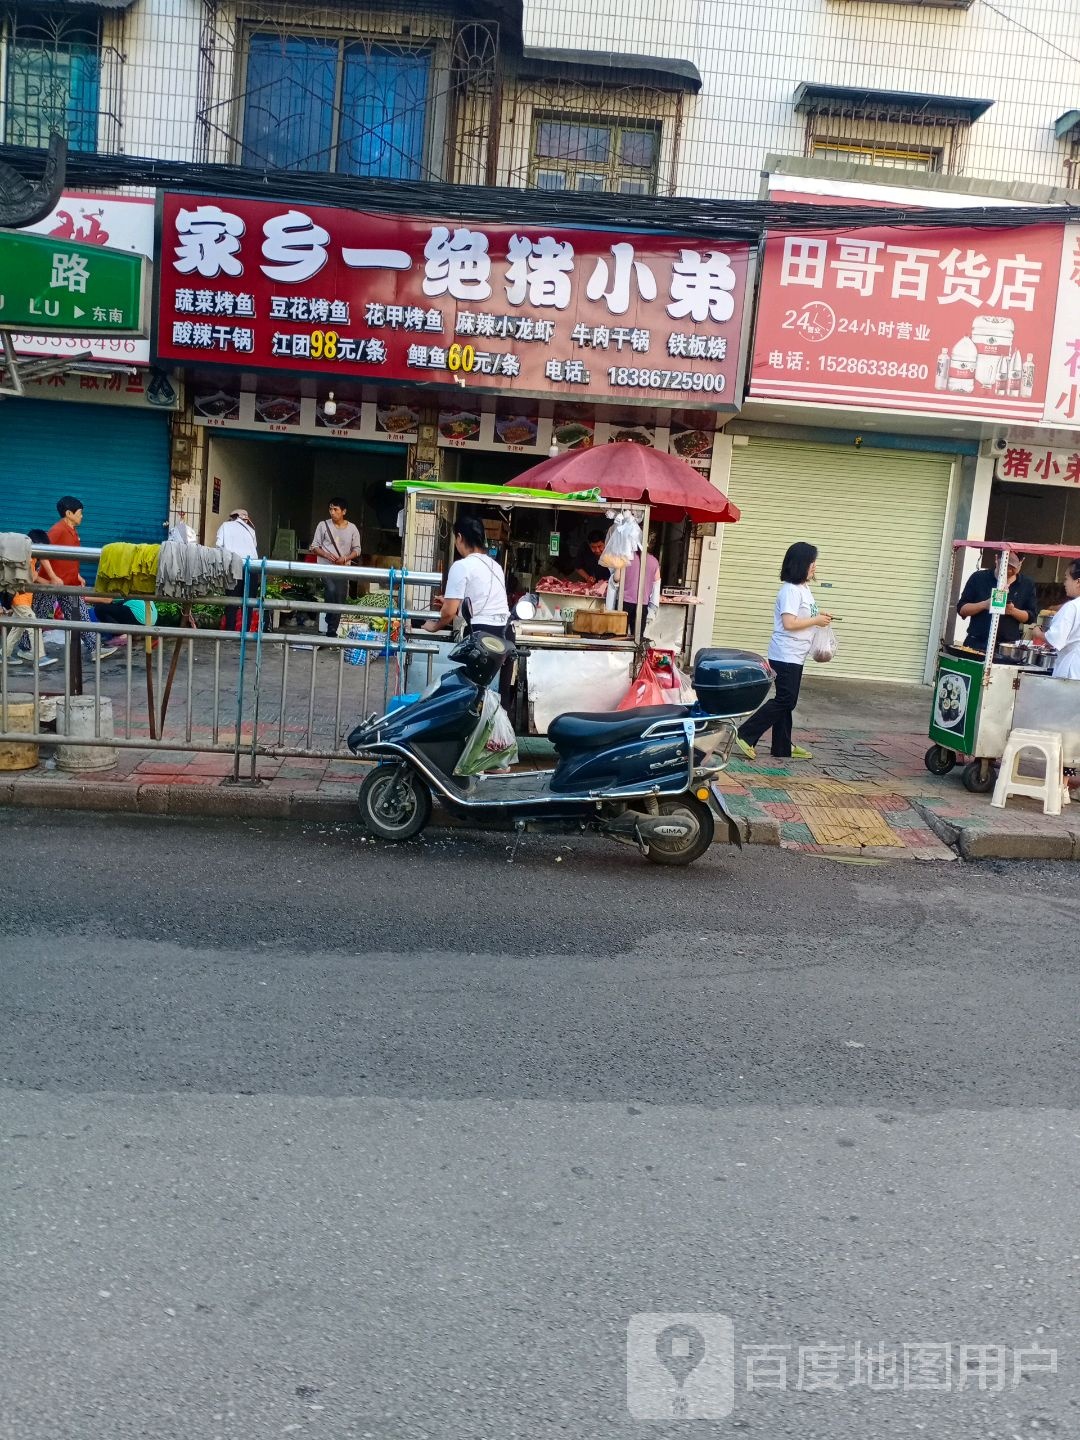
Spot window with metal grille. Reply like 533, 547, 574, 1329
240, 33, 432, 179
809, 137, 942, 172
3, 10, 101, 152
1066, 137, 1080, 192
529, 115, 660, 194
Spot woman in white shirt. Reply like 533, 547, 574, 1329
423, 516, 512, 705
422, 516, 509, 638
735, 542, 832, 762
1035, 559, 1080, 679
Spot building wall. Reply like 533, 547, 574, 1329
66, 0, 1080, 198
521, 0, 1080, 198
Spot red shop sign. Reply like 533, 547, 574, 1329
749, 221, 1066, 423
152, 192, 751, 408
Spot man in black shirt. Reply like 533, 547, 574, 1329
957, 553, 1038, 651
573, 530, 610, 584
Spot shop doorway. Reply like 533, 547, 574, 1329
205, 433, 406, 564
986, 479, 1080, 616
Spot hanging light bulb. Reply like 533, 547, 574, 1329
323, 390, 337, 419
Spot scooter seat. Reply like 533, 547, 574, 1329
548, 705, 691, 752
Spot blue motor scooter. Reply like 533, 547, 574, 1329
347, 633, 772, 866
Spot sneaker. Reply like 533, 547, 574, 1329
36, 656, 58, 669
734, 736, 757, 761
4, 654, 24, 665
94, 645, 120, 661
790, 744, 813, 760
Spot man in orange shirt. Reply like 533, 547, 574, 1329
45, 496, 117, 662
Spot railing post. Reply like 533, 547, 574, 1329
229, 557, 251, 784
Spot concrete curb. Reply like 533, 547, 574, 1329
0, 775, 359, 823
0, 772, 786, 846
911, 799, 1080, 861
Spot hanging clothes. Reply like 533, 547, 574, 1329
95, 542, 161, 596
156, 542, 246, 599
0, 533, 33, 588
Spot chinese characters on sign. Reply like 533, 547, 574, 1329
14, 194, 156, 365
1043, 224, 1080, 425
153, 193, 750, 405
750, 221, 1065, 422
996, 444, 1080, 486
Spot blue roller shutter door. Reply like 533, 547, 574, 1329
0, 400, 171, 546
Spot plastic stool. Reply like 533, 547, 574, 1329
992, 729, 1070, 816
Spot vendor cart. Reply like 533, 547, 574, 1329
925, 540, 1080, 792
394, 479, 647, 734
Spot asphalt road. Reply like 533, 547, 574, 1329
2, 812, 1079, 1440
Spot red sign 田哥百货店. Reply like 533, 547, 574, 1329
152, 193, 751, 407
749, 222, 1066, 422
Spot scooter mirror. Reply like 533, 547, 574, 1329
513, 593, 538, 621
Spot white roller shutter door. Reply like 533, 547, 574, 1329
712, 438, 954, 682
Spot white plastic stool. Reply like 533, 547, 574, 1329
992, 728, 1070, 816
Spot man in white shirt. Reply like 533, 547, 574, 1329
215, 508, 259, 631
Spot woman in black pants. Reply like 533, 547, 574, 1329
735, 541, 832, 761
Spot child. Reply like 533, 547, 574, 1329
4, 530, 59, 669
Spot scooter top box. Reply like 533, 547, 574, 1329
692, 648, 772, 717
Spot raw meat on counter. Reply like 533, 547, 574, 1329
536, 578, 608, 597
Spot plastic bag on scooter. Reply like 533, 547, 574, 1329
454, 689, 519, 776
616, 652, 668, 710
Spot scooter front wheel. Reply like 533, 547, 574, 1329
644, 795, 715, 867
359, 764, 432, 841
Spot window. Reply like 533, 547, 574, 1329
240, 34, 431, 179
529, 116, 660, 194
3, 11, 100, 152
809, 137, 941, 172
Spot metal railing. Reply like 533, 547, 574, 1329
0, 550, 443, 783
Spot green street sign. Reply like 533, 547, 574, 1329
0, 227, 148, 336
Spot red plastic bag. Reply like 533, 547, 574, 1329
617, 653, 668, 709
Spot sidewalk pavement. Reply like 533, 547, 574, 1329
3, 669, 1080, 861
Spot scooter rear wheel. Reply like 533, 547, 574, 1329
644, 795, 716, 867
359, 764, 432, 841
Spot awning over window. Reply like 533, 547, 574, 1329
793, 82, 993, 123
1056, 110, 1080, 141
520, 46, 701, 94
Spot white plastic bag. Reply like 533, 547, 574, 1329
454, 689, 519, 775
808, 623, 839, 663
600, 511, 642, 572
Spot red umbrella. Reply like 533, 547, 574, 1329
514, 443, 740, 523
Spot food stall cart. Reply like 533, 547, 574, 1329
394, 479, 647, 733
394, 455, 739, 734
925, 540, 1080, 792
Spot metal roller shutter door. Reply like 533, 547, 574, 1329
712, 438, 953, 682
0, 399, 170, 547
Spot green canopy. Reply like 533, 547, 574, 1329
391, 479, 604, 504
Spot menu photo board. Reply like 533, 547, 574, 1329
154, 192, 752, 410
